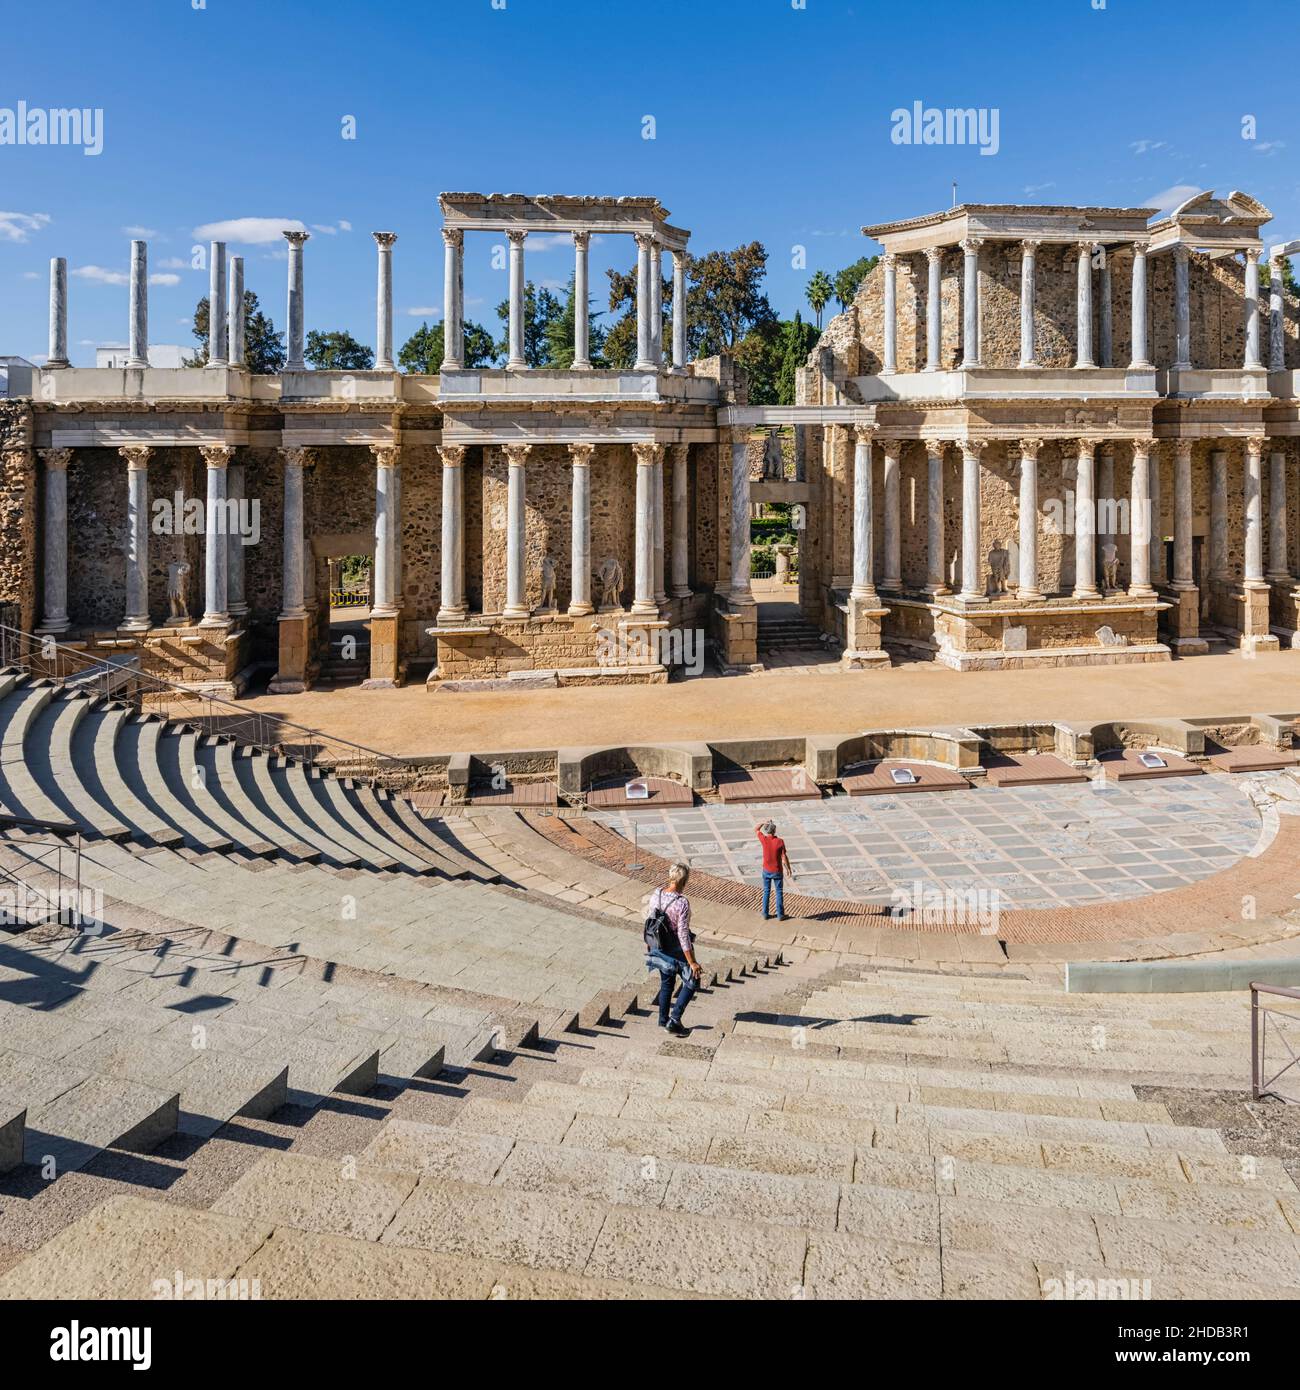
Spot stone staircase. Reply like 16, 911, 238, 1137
757, 610, 825, 654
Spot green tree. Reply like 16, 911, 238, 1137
775, 312, 820, 405
495, 282, 565, 368
1261, 258, 1299, 294
543, 277, 608, 369
806, 270, 834, 330
305, 329, 374, 370
188, 291, 286, 373
398, 319, 496, 372
833, 255, 878, 310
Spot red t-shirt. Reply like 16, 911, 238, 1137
757, 832, 785, 874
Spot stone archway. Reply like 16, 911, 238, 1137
311, 531, 374, 683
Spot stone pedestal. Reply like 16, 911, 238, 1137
715, 595, 761, 673
1159, 585, 1209, 656
1240, 583, 1281, 655
842, 593, 890, 670
363, 611, 404, 688
270, 613, 316, 694
1268, 580, 1300, 648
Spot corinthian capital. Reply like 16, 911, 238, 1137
371, 444, 401, 470
441, 227, 464, 250
502, 442, 532, 467
439, 444, 467, 468
40, 447, 74, 471
199, 444, 234, 469
118, 445, 154, 470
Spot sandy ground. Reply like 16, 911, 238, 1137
238, 650, 1300, 757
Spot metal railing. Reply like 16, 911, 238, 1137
0, 814, 87, 931
0, 623, 416, 791
328, 588, 370, 609
1250, 982, 1300, 1103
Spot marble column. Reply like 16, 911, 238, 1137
38, 449, 73, 633
881, 254, 897, 375
279, 449, 308, 617
1099, 257, 1113, 367
960, 238, 982, 368
47, 257, 69, 369
284, 231, 309, 370
1075, 242, 1095, 368
1017, 439, 1042, 599
1270, 256, 1287, 373
373, 232, 396, 371
729, 436, 752, 605
437, 445, 467, 622
506, 231, 527, 370
925, 247, 943, 372
671, 443, 690, 597
502, 443, 531, 617
229, 256, 246, 369
567, 443, 594, 615
226, 457, 247, 618
1210, 448, 1229, 580
650, 244, 664, 367
1018, 240, 1038, 368
441, 229, 464, 370
1245, 436, 1266, 584
572, 233, 591, 370
1149, 444, 1165, 585
1099, 447, 1116, 574
1244, 249, 1262, 370
1267, 449, 1291, 581
1173, 245, 1192, 371
959, 438, 984, 600
633, 442, 659, 615
120, 446, 153, 631
925, 444, 947, 593
1173, 440, 1194, 589
208, 241, 228, 367
672, 252, 688, 371
1073, 438, 1100, 599
851, 428, 877, 600
371, 447, 400, 616
128, 240, 149, 368
653, 450, 667, 603
1130, 244, 1151, 369
1129, 438, 1155, 597
881, 439, 901, 589
200, 445, 232, 625
634, 234, 655, 372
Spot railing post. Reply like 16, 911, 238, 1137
1251, 984, 1261, 1101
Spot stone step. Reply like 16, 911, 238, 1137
127, 716, 234, 852
0, 1104, 25, 1173
206, 740, 318, 861
236, 751, 362, 868
0, 682, 75, 830
44, 696, 134, 840
169, 730, 277, 856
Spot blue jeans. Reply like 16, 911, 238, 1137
646, 948, 697, 1026
762, 871, 785, 919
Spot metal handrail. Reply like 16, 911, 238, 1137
0, 825, 84, 931
0, 622, 414, 790
1250, 982, 1300, 1102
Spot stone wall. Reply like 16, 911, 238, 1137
0, 402, 37, 632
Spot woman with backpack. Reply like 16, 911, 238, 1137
644, 862, 700, 1037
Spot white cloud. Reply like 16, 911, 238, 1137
71, 264, 128, 286
158, 256, 193, 270
310, 220, 352, 236
22, 270, 40, 280
1143, 183, 1203, 217
339, 219, 353, 232
405, 305, 440, 316
193, 217, 309, 245
0, 211, 51, 243
149, 273, 180, 287
1254, 140, 1286, 155
1023, 181, 1056, 194
122, 225, 157, 238
1130, 139, 1168, 156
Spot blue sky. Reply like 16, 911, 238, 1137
1, 0, 1294, 364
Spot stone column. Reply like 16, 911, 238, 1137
671, 443, 690, 597
1270, 255, 1287, 372
1129, 438, 1155, 597
1210, 448, 1229, 581
1173, 244, 1192, 371
38, 449, 73, 633
1075, 242, 1095, 368
1244, 436, 1266, 584
371, 447, 400, 617
881, 439, 901, 590
1017, 439, 1042, 599
47, 257, 69, 369
925, 247, 943, 372
851, 427, 877, 600
960, 238, 982, 368
572, 233, 591, 370
1018, 240, 1038, 368
437, 445, 467, 622
632, 442, 659, 615
226, 457, 247, 617
199, 445, 232, 625
672, 252, 688, 371
208, 241, 228, 367
279, 450, 308, 617
502, 443, 531, 617
1098, 446, 1116, 574
1150, 443, 1165, 585
441, 229, 464, 370
567, 443, 594, 615
1073, 438, 1100, 599
127, 240, 149, 368
881, 254, 897, 375
925, 444, 946, 593
120, 445, 153, 631
1268, 449, 1292, 581
650, 244, 664, 367
284, 231, 309, 370
634, 234, 655, 372
653, 450, 667, 603
1099, 257, 1114, 367
959, 438, 984, 599
1130, 244, 1151, 369
1173, 440, 1194, 589
1244, 249, 1262, 370
373, 232, 396, 371
229, 256, 245, 368
729, 435, 752, 605
506, 231, 527, 369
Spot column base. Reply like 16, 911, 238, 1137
36, 619, 70, 637
199, 614, 231, 629
671, 586, 692, 600
501, 605, 531, 621
119, 618, 151, 634
436, 606, 469, 625
271, 612, 315, 694
1072, 589, 1102, 601
506, 359, 528, 372
567, 602, 595, 618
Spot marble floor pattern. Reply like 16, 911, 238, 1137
591, 774, 1270, 910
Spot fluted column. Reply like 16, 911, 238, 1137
373, 232, 396, 371
881, 254, 897, 375
633, 443, 659, 615
959, 439, 984, 599
1017, 439, 1042, 599
851, 427, 877, 600
208, 241, 228, 367
229, 256, 245, 369
1270, 255, 1287, 372
1149, 443, 1165, 585
960, 238, 982, 368
1244, 249, 1262, 370
47, 257, 69, 369
650, 244, 664, 367
572, 233, 591, 370
670, 443, 690, 597
1018, 240, 1038, 367
1268, 449, 1292, 581
1075, 242, 1095, 368
501, 443, 531, 617
925, 247, 943, 372
1074, 438, 1100, 599
1173, 244, 1192, 371
634, 234, 655, 372
1245, 436, 1266, 584
506, 231, 527, 370
128, 240, 149, 368
567, 443, 594, 615
729, 435, 752, 605
278, 448, 308, 617
441, 229, 464, 370
672, 252, 688, 371
435, 445, 467, 623
226, 457, 247, 618
1099, 257, 1113, 367
925, 444, 946, 593
881, 439, 901, 590
653, 449, 667, 603
1210, 448, 1229, 581
370, 447, 400, 616
1130, 244, 1151, 369
1129, 438, 1155, 597
199, 445, 232, 625
1173, 440, 1194, 589
120, 446, 153, 631
284, 231, 309, 370
38, 449, 73, 633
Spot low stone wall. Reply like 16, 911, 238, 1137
73, 626, 251, 697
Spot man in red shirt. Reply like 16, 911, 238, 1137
755, 820, 795, 921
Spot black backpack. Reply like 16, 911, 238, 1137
644, 892, 682, 953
